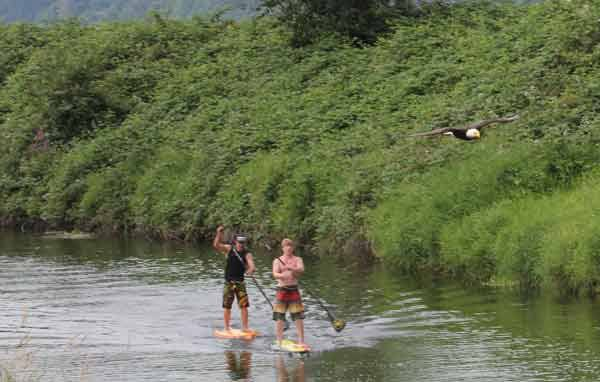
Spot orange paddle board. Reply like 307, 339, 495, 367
214, 328, 258, 340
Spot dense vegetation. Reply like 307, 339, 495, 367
2, 0, 600, 294
262, 0, 417, 46
0, 0, 260, 22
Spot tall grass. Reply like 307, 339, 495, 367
368, 137, 600, 274
441, 170, 600, 294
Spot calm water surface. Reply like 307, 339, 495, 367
1, 231, 600, 381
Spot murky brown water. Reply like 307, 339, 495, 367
1, 231, 600, 381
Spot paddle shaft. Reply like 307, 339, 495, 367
231, 246, 290, 329
231, 247, 271, 306
275, 257, 338, 322
251, 275, 274, 309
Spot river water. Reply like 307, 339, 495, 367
1, 231, 600, 381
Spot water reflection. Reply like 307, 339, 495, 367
275, 355, 305, 382
224, 351, 252, 381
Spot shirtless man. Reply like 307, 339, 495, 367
272, 238, 305, 346
213, 225, 256, 332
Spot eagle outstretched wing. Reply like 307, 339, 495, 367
408, 114, 520, 138
408, 127, 453, 137
464, 114, 520, 131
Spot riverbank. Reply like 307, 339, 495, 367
2, 1, 600, 293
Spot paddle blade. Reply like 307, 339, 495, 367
333, 319, 346, 332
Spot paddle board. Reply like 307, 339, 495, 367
214, 328, 258, 340
272, 339, 311, 353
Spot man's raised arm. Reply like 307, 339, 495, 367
213, 225, 231, 256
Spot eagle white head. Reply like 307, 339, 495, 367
466, 129, 481, 139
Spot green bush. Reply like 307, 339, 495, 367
2, 1, 600, 294
130, 145, 217, 239
77, 162, 137, 230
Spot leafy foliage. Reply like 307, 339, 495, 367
262, 0, 417, 46
2, 1, 600, 293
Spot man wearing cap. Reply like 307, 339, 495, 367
213, 225, 256, 332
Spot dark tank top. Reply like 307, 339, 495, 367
225, 247, 247, 282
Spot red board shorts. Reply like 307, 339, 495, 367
273, 285, 304, 321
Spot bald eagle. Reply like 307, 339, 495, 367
410, 114, 520, 141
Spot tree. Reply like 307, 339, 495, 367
262, 0, 417, 46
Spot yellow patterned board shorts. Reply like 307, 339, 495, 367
273, 286, 304, 321
223, 281, 249, 309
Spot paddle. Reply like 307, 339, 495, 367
250, 275, 290, 332
231, 245, 290, 331
276, 257, 346, 332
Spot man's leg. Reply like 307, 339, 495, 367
273, 306, 286, 343
290, 294, 305, 345
295, 318, 305, 345
276, 318, 285, 343
241, 307, 249, 331
237, 282, 250, 331
224, 308, 232, 331
273, 289, 287, 345
223, 282, 234, 330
